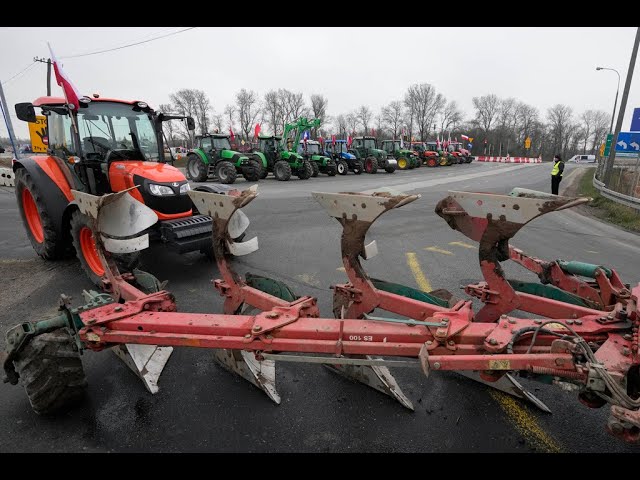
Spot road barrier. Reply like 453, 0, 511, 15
0, 167, 14, 187
476, 156, 542, 164
593, 169, 640, 212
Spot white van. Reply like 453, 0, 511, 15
568, 154, 596, 163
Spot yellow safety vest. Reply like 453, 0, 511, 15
551, 161, 562, 177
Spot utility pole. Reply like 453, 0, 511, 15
34, 57, 52, 96
0, 81, 20, 159
604, 27, 640, 185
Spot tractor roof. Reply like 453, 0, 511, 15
354, 136, 376, 140
258, 134, 280, 140
334, 139, 347, 143
299, 139, 320, 145
199, 133, 230, 139
32, 96, 141, 107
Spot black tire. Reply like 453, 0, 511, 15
337, 161, 348, 175
186, 154, 208, 182
273, 160, 292, 181
297, 160, 313, 180
13, 328, 87, 415
70, 210, 105, 287
215, 161, 237, 184
353, 161, 363, 174
260, 164, 269, 179
14, 168, 66, 260
242, 159, 262, 182
364, 156, 378, 174
310, 161, 320, 177
326, 161, 337, 176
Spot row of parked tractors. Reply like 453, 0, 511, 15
184, 117, 473, 184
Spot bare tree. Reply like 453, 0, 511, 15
336, 114, 348, 138
192, 90, 212, 135
169, 89, 198, 148
280, 89, 308, 129
310, 94, 328, 137
579, 110, 600, 154
375, 113, 384, 138
263, 90, 284, 136
224, 104, 236, 133
235, 89, 261, 140
346, 112, 359, 136
356, 105, 373, 134
590, 110, 611, 154
546, 104, 574, 158
212, 113, 224, 133
472, 94, 500, 134
438, 100, 464, 137
159, 103, 177, 147
404, 83, 445, 141
382, 101, 404, 139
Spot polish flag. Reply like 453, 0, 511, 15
461, 134, 469, 141
347, 134, 352, 147
331, 134, 336, 145
48, 42, 82, 110
254, 123, 261, 138
229, 127, 235, 141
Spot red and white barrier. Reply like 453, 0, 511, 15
476, 156, 542, 164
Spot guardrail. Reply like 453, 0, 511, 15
593, 172, 640, 211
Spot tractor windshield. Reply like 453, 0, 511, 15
305, 143, 320, 154
213, 137, 231, 150
363, 139, 376, 149
336, 142, 347, 153
47, 101, 160, 162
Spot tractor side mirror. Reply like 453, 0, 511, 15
15, 103, 36, 123
186, 117, 195, 131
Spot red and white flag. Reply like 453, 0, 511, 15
461, 134, 469, 141
47, 42, 82, 110
229, 127, 235, 141
331, 134, 336, 145
347, 134, 352, 147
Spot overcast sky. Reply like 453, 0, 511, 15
1, 27, 638, 140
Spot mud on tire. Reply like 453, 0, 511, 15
13, 328, 87, 415
242, 159, 262, 182
216, 161, 237, 184
274, 160, 292, 181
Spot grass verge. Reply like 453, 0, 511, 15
576, 167, 640, 232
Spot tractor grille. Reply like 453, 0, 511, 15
158, 214, 213, 253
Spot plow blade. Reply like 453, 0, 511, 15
457, 371, 551, 413
112, 344, 173, 394
213, 349, 280, 404
324, 358, 414, 411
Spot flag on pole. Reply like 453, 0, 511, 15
347, 134, 352, 147
47, 42, 82, 110
371, 128, 375, 136
461, 134, 469, 141
254, 123, 261, 138
436, 137, 441, 149
331, 134, 336, 145
303, 130, 309, 144
229, 127, 235, 142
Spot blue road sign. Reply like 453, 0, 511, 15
615, 131, 640, 152
630, 108, 640, 132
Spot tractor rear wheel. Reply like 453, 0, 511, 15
297, 160, 313, 180
273, 161, 292, 181
426, 157, 438, 168
186, 154, 208, 182
242, 159, 262, 182
14, 168, 66, 260
364, 157, 378, 174
326, 162, 337, 176
310, 161, 320, 177
337, 161, 348, 175
216, 161, 237, 184
13, 328, 87, 415
414, 158, 421, 168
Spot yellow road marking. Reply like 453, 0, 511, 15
489, 391, 562, 452
336, 267, 346, 272
424, 246, 454, 256
449, 241, 476, 249
406, 252, 432, 292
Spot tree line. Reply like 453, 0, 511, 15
159, 85, 611, 159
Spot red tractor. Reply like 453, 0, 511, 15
408, 141, 439, 168
12, 96, 230, 286
447, 141, 473, 163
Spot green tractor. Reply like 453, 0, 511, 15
348, 136, 397, 174
426, 141, 454, 166
185, 133, 265, 184
297, 140, 337, 177
380, 139, 421, 170
251, 133, 313, 181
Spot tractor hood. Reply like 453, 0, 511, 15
221, 150, 249, 163
340, 152, 356, 160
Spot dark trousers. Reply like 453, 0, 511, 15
551, 175, 562, 195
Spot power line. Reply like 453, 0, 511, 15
2, 61, 37, 85
61, 27, 197, 59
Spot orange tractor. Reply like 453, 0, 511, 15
12, 96, 242, 286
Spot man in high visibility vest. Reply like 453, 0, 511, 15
551, 154, 564, 195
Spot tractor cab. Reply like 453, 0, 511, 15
380, 139, 419, 170
297, 140, 322, 155
198, 133, 233, 153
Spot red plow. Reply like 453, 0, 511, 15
3, 185, 640, 443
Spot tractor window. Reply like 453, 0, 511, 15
363, 139, 376, 149
212, 137, 231, 150
337, 143, 347, 153
201, 137, 213, 150
46, 110, 77, 159
306, 143, 320, 154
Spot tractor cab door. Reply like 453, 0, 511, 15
200, 137, 215, 161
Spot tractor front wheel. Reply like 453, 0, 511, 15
397, 157, 408, 170
310, 161, 320, 177
242, 159, 262, 182
70, 210, 105, 286
353, 161, 363, 174
426, 157, 438, 168
337, 161, 348, 175
186, 154, 208, 182
273, 161, 292, 181
364, 157, 378, 174
326, 162, 337, 176
15, 168, 66, 259
13, 328, 87, 415
297, 160, 313, 180
216, 161, 237, 184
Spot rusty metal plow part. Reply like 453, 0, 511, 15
188, 186, 282, 402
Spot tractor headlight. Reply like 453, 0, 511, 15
149, 184, 175, 196
179, 183, 191, 194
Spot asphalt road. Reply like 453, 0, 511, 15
1, 161, 639, 453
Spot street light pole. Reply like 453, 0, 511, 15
596, 66, 621, 134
